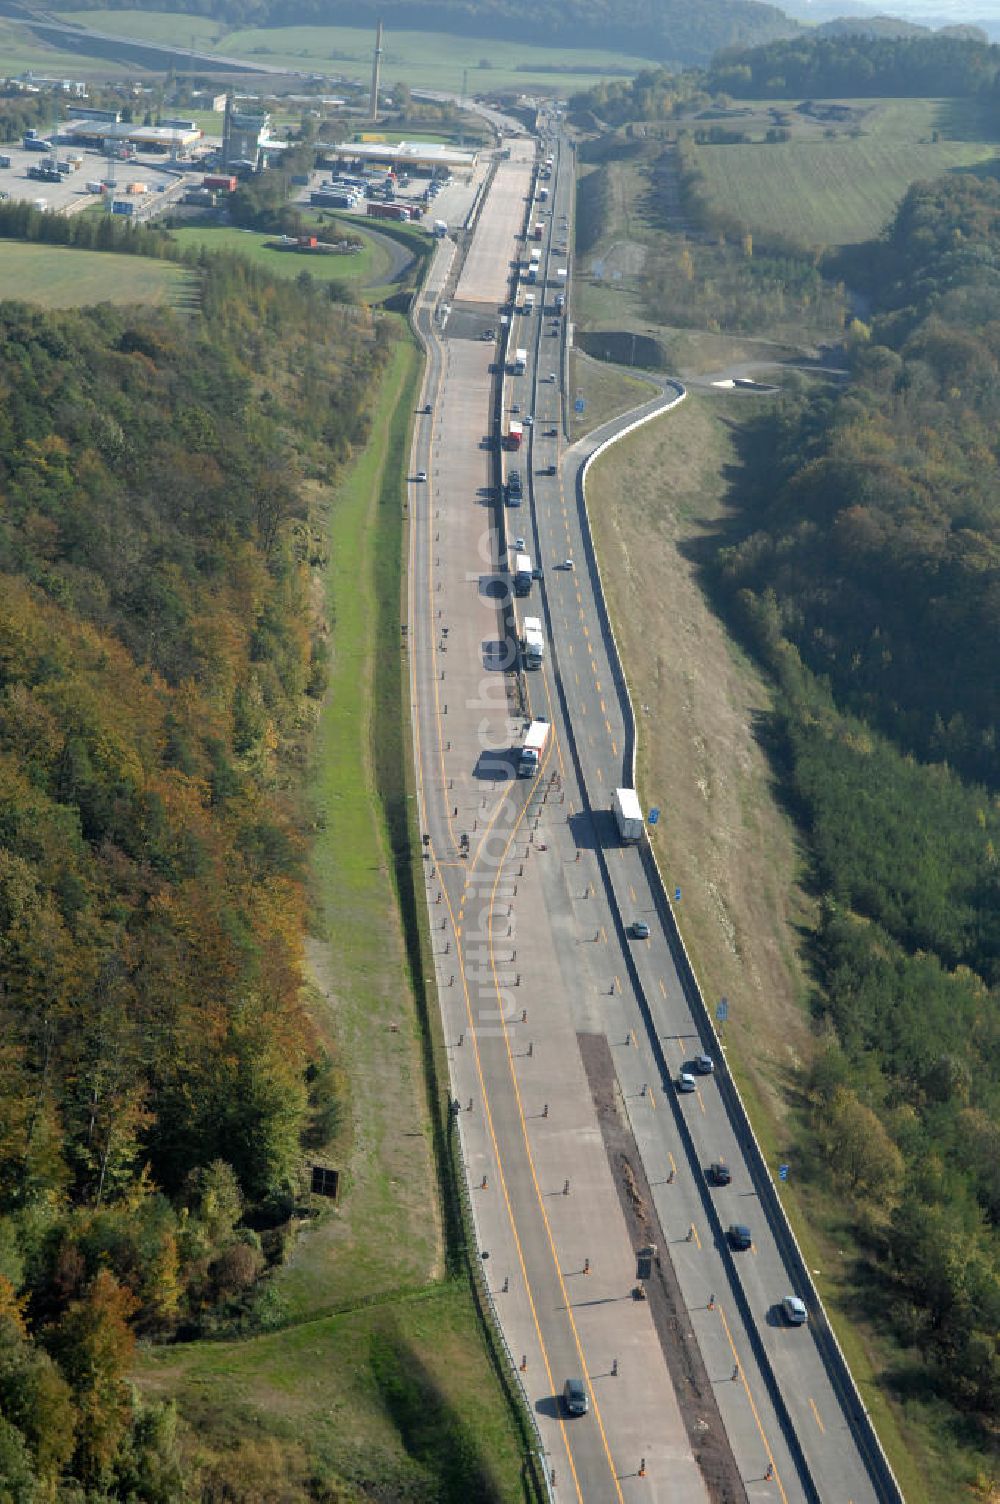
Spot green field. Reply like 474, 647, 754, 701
136, 1283, 526, 1500
0, 240, 189, 307
0, 15, 132, 75
693, 98, 1000, 246
54, 8, 648, 91
168, 223, 398, 292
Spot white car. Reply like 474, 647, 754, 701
546, 372, 558, 382
782, 1296, 808, 1325
559, 558, 574, 570
513, 536, 526, 550
415, 470, 427, 482
676, 1072, 697, 1094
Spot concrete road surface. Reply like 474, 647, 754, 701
409, 115, 896, 1504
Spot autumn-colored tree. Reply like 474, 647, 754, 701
48, 1270, 136, 1484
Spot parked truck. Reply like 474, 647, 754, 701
522, 616, 544, 669
518, 718, 549, 777
612, 787, 644, 844
513, 553, 532, 596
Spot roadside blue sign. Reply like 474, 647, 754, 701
574, 398, 586, 413
716, 998, 729, 1023
674, 887, 681, 903
648, 807, 660, 826
779, 1164, 789, 1181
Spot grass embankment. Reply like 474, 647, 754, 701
135, 335, 529, 1502
691, 97, 999, 246
168, 223, 392, 291
586, 392, 953, 1504
0, 240, 191, 306
52, 7, 648, 91
567, 349, 655, 438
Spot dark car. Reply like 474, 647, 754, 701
562, 1378, 589, 1416
708, 1162, 731, 1186
544, 427, 558, 437
728, 1223, 752, 1252
693, 1054, 714, 1075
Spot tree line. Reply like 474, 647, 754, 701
715, 172, 1000, 1440
573, 31, 1000, 125
709, 32, 1000, 97
0, 244, 392, 1494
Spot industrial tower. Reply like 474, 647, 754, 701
370, 21, 383, 125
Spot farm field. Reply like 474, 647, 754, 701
692, 97, 1000, 245
54, 8, 648, 91
0, 240, 189, 306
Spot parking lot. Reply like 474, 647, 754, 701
295, 153, 488, 233
0, 143, 197, 217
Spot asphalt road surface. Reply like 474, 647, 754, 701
409, 120, 892, 1504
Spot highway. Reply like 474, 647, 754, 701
408, 115, 895, 1504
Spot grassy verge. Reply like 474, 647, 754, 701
567, 349, 656, 437
0, 240, 190, 306
586, 390, 967, 1504
133, 328, 533, 1501
281, 336, 441, 1317
136, 1281, 527, 1501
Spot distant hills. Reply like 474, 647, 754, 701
53, 0, 803, 69
41, 0, 1000, 70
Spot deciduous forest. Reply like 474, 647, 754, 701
0, 253, 391, 1493
718, 172, 1000, 1441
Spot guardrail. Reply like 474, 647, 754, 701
571, 368, 907, 1504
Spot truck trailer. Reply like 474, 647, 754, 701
518, 719, 549, 777
512, 347, 527, 374
513, 553, 532, 596
522, 616, 544, 669
506, 419, 523, 452
612, 787, 644, 844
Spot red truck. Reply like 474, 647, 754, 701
203, 174, 238, 193
506, 419, 523, 451
367, 201, 409, 222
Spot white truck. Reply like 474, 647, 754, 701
513, 347, 527, 375
612, 787, 644, 844
513, 553, 532, 596
518, 718, 549, 777
522, 616, 544, 669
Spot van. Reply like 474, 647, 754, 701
563, 1378, 588, 1416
